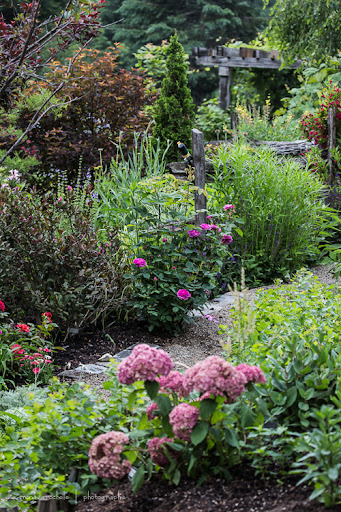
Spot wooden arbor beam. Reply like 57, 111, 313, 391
193, 46, 302, 111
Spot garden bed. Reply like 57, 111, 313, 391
74, 464, 341, 512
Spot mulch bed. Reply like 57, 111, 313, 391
74, 464, 341, 512
52, 321, 171, 374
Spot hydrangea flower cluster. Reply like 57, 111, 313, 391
169, 403, 199, 441
235, 364, 266, 384
133, 258, 147, 268
148, 437, 176, 467
183, 356, 248, 402
88, 431, 131, 480
157, 370, 187, 397
146, 402, 159, 420
117, 344, 173, 385
177, 289, 191, 300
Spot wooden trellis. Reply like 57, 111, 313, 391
192, 46, 302, 110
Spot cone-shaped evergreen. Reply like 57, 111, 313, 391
153, 33, 195, 162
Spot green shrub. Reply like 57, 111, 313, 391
0, 378, 128, 509
0, 187, 128, 331
152, 33, 195, 161
207, 143, 330, 285
195, 97, 231, 141
124, 221, 235, 333
235, 100, 300, 141
227, 270, 341, 429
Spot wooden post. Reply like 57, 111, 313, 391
328, 106, 336, 186
218, 66, 232, 110
192, 129, 206, 226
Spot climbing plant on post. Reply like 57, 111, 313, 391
152, 33, 195, 162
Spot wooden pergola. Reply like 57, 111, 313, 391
192, 46, 302, 110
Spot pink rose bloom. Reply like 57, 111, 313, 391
223, 204, 235, 211
157, 370, 187, 397
0, 300, 5, 312
133, 258, 147, 268
188, 229, 201, 238
200, 224, 212, 230
222, 234, 233, 245
184, 356, 247, 402
117, 344, 173, 385
235, 364, 266, 384
177, 289, 191, 300
148, 437, 177, 467
89, 431, 131, 480
169, 403, 199, 441
16, 323, 30, 333
146, 402, 159, 420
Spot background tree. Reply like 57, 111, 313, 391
153, 33, 195, 161
99, 0, 270, 67
264, 0, 341, 64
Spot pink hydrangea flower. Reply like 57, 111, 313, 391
133, 258, 147, 268
0, 300, 5, 312
235, 364, 266, 384
200, 224, 212, 230
157, 370, 187, 397
183, 356, 247, 402
177, 289, 191, 300
146, 402, 159, 420
117, 344, 173, 385
88, 431, 131, 480
169, 403, 199, 441
210, 224, 221, 232
188, 229, 201, 238
148, 437, 177, 467
222, 234, 233, 245
223, 204, 235, 211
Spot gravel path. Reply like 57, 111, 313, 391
72, 264, 339, 396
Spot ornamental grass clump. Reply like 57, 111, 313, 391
207, 142, 330, 286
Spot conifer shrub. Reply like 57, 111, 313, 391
152, 33, 195, 161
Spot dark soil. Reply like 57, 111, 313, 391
74, 465, 341, 512
52, 321, 171, 373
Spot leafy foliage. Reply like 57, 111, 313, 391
18, 47, 155, 184
264, 0, 341, 64
0, 186, 128, 331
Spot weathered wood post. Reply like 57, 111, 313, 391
192, 128, 206, 226
328, 106, 336, 186
218, 66, 233, 110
